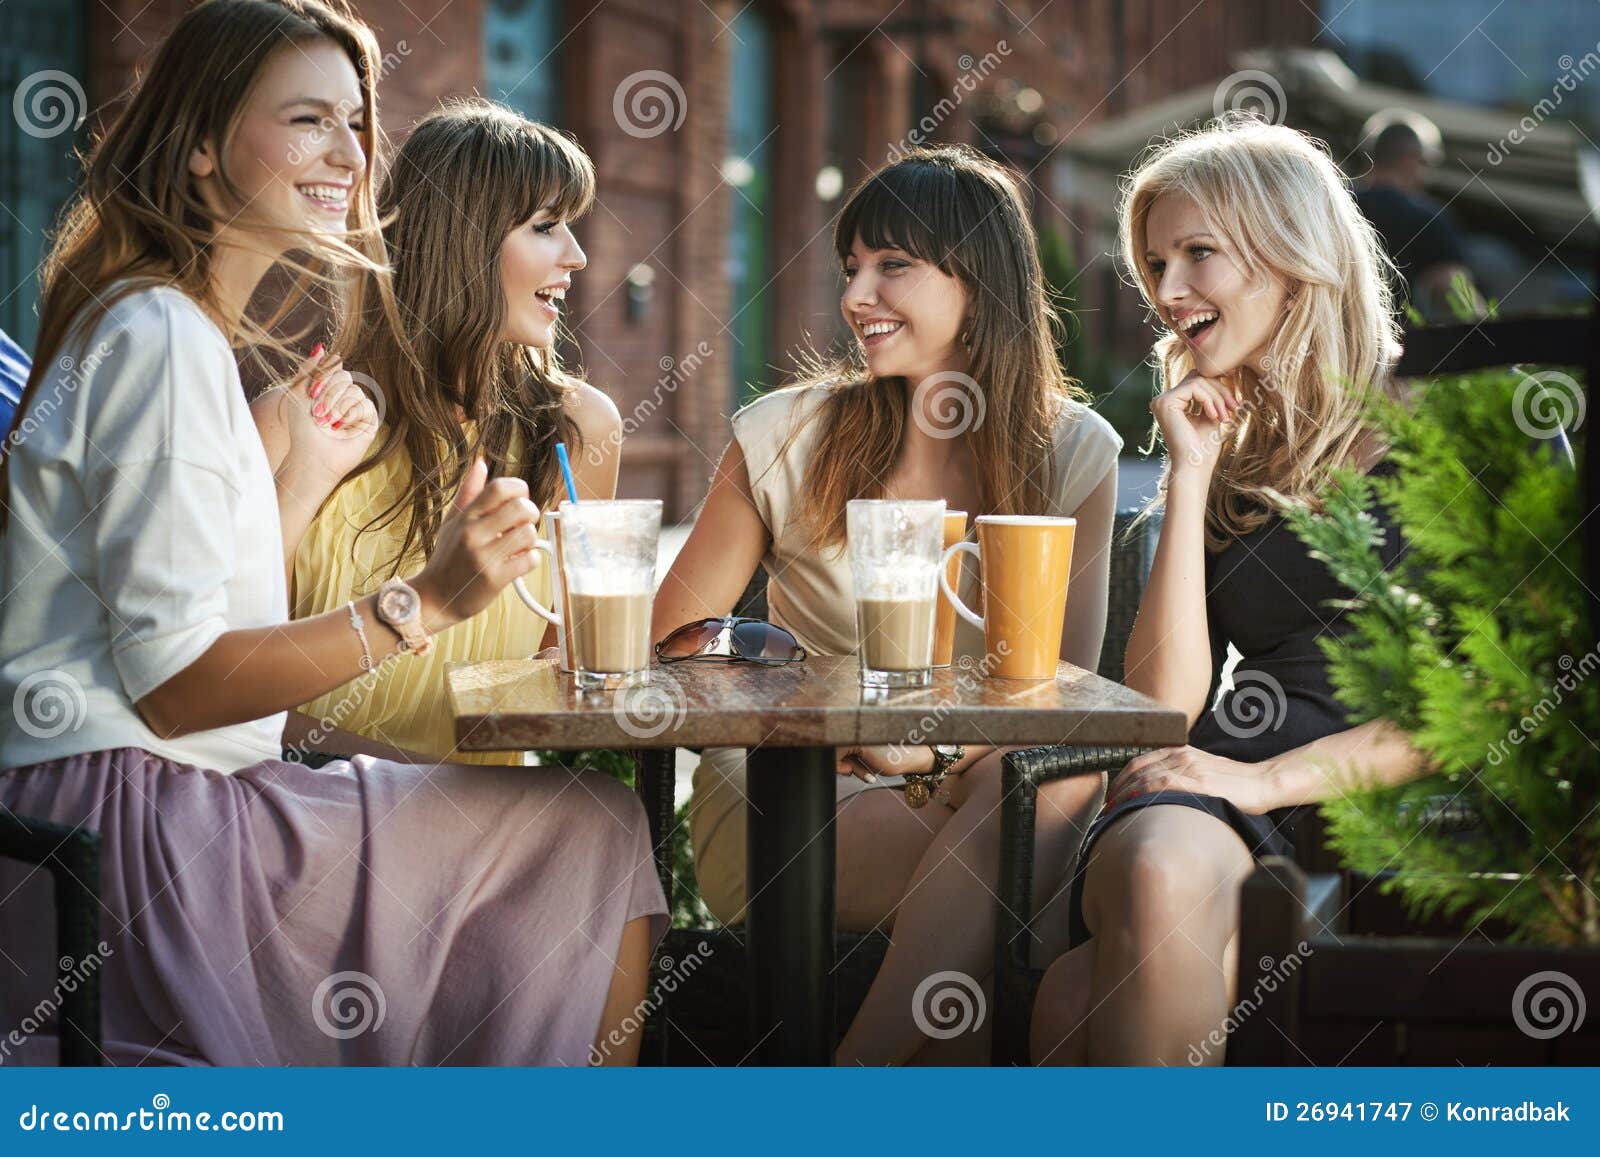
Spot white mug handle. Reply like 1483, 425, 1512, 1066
938, 540, 985, 631
511, 540, 561, 627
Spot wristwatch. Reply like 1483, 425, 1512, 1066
375, 578, 434, 656
903, 743, 966, 809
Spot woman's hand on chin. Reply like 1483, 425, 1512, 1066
1150, 370, 1241, 481
1104, 744, 1280, 814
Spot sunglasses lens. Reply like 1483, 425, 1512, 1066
731, 621, 802, 660
658, 620, 726, 659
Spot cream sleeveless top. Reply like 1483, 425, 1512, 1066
292, 431, 554, 766
733, 384, 1122, 663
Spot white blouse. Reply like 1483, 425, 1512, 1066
0, 284, 288, 772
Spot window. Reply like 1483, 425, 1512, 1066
726, 7, 774, 407
485, 0, 562, 124
0, 0, 86, 350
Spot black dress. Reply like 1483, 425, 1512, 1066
1066, 458, 1407, 945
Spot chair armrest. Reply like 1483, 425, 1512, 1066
0, 814, 103, 1066
1001, 744, 1148, 787
631, 748, 678, 906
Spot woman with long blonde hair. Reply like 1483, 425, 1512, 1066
654, 146, 1123, 1064
0, 0, 664, 1066
1031, 116, 1433, 1065
254, 98, 620, 765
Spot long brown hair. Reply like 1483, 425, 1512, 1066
788, 146, 1087, 548
0, 0, 392, 528
1119, 117, 1402, 551
342, 98, 595, 574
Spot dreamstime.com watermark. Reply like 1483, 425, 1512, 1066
613, 70, 686, 139
911, 970, 987, 1040
12, 69, 86, 139
1187, 940, 1313, 1065
885, 42, 1012, 162
0, 942, 114, 1065
587, 340, 714, 467
311, 970, 387, 1040
881, 640, 1012, 775
285, 40, 413, 165
613, 669, 690, 741
1485, 641, 1600, 766
2, 341, 115, 464
17, 1095, 283, 1134
1512, 970, 1587, 1039
588, 940, 714, 1064
1486, 40, 1600, 165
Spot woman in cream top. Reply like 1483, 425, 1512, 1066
655, 146, 1123, 1065
686, 383, 1120, 920
736, 383, 1120, 660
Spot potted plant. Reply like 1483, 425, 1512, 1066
1252, 363, 1600, 1062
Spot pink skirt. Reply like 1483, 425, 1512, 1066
0, 748, 667, 1066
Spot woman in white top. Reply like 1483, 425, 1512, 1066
0, 0, 665, 1066
653, 147, 1122, 1064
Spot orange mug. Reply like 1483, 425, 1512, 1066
933, 510, 968, 668
938, 515, 1075, 679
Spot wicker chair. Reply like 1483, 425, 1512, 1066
0, 814, 103, 1065
988, 509, 1162, 1063
633, 506, 1163, 1063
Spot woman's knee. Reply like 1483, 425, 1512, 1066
1083, 811, 1252, 941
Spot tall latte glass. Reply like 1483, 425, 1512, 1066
847, 499, 945, 689
514, 499, 661, 690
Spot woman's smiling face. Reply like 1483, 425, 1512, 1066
840, 236, 969, 381
500, 207, 587, 347
1143, 190, 1288, 378
190, 39, 367, 242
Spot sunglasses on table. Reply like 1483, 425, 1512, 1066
655, 616, 807, 665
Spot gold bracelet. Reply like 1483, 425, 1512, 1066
346, 599, 375, 672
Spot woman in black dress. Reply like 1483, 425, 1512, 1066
1031, 117, 1436, 1065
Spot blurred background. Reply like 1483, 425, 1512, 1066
4, 0, 1598, 516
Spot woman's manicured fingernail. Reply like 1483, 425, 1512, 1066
331, 419, 343, 429
309, 342, 325, 360
865, 773, 877, 783
309, 379, 323, 399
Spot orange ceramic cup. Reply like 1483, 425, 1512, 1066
938, 515, 1076, 679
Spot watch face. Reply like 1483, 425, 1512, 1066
379, 584, 419, 624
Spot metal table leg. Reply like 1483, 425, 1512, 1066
744, 744, 836, 1065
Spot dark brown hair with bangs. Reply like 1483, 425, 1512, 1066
785, 145, 1086, 548
342, 97, 596, 574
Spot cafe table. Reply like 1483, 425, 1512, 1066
447, 653, 1186, 1065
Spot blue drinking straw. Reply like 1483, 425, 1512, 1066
553, 441, 594, 572
555, 442, 580, 505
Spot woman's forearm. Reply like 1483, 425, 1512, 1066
1264, 719, 1432, 808
1123, 471, 1214, 726
273, 456, 343, 579
137, 585, 454, 739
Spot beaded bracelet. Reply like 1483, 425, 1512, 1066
346, 599, 375, 672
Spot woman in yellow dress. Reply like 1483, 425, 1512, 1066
254, 98, 620, 765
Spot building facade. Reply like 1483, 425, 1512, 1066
6, 0, 1316, 517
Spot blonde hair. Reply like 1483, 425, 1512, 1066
1119, 115, 1402, 550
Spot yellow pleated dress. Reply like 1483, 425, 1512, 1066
292, 437, 553, 766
